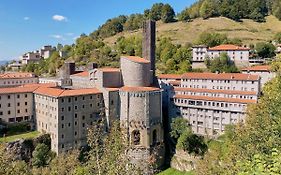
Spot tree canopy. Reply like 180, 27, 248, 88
179, 0, 281, 22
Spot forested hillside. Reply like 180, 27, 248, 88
20, 0, 281, 76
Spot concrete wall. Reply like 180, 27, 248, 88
35, 93, 104, 153
0, 92, 34, 123
121, 58, 151, 87
0, 77, 38, 87
181, 78, 260, 93
242, 70, 276, 87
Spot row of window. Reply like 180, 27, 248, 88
182, 79, 256, 84
175, 99, 247, 109
0, 108, 29, 115
61, 95, 100, 103
8, 116, 30, 123
2, 79, 36, 85
177, 91, 254, 100
1, 94, 29, 100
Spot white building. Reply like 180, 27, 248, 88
159, 72, 260, 137
242, 65, 275, 87
192, 44, 250, 68
0, 72, 38, 87
40, 45, 55, 59
20, 51, 41, 64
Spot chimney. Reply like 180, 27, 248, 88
142, 20, 156, 83
88, 62, 98, 70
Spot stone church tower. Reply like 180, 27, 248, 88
119, 20, 165, 172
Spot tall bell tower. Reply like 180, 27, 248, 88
119, 20, 165, 173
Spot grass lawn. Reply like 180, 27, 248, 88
158, 168, 194, 175
0, 131, 40, 143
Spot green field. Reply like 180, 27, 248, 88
0, 131, 40, 143
158, 168, 194, 175
104, 15, 281, 46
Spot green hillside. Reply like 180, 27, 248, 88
104, 15, 281, 46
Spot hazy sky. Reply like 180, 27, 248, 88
0, 0, 196, 60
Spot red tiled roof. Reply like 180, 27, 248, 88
174, 88, 258, 95
105, 88, 120, 92
0, 83, 58, 94
241, 65, 271, 72
208, 44, 250, 51
60, 88, 101, 97
122, 56, 150, 63
0, 86, 39, 94
34, 87, 101, 97
120, 86, 160, 92
98, 68, 121, 72
158, 74, 181, 79
0, 72, 36, 79
71, 71, 89, 77
169, 80, 181, 85
181, 73, 259, 81
174, 95, 256, 104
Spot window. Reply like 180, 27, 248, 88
8, 103, 10, 107
17, 102, 20, 106
68, 107, 71, 111
61, 108, 64, 112
25, 102, 27, 106
62, 134, 64, 139
25, 109, 28, 113
75, 121, 77, 126
82, 116, 85, 120
9, 118, 15, 122
68, 123, 71, 127
61, 144, 64, 148
75, 113, 77, 118
75, 106, 78, 110
0, 111, 2, 115
68, 98, 71, 102
75, 131, 77, 136
17, 94, 20, 98
132, 130, 140, 145
111, 100, 114, 105
152, 130, 157, 145
75, 97, 77, 101
61, 116, 64, 121
82, 123, 85, 127
62, 124, 64, 128
7, 95, 10, 99
61, 99, 64, 103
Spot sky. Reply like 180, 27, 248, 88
0, 0, 196, 61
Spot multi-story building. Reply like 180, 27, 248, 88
0, 83, 55, 124
34, 87, 103, 153
40, 45, 55, 59
159, 72, 260, 136
0, 72, 38, 87
192, 44, 250, 68
20, 51, 41, 64
242, 65, 275, 87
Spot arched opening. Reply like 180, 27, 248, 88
132, 130, 140, 145
152, 129, 157, 145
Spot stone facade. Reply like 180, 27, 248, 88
34, 89, 103, 153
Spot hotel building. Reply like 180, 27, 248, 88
159, 72, 260, 136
